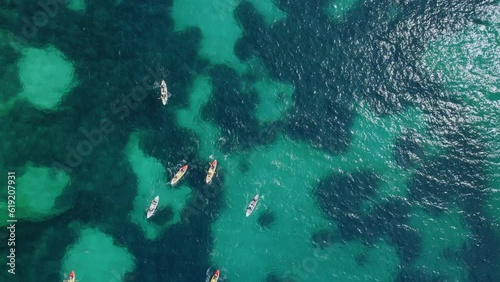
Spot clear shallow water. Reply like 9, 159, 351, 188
0, 0, 499, 281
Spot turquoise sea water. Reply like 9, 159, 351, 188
0, 0, 499, 281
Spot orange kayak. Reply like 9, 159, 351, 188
205, 160, 217, 184
171, 165, 188, 185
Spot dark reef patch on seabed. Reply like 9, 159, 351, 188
234, 0, 486, 154
266, 273, 296, 282
406, 119, 500, 280
0, 41, 20, 103
408, 124, 487, 214
257, 209, 276, 229
0, 0, 212, 281
0, 214, 79, 282
1, 0, 206, 173
311, 229, 339, 249
393, 130, 425, 169
202, 65, 261, 152
1, 0, 500, 281
394, 268, 448, 282
315, 169, 423, 264
235, 1, 355, 155
314, 170, 379, 238
236, 0, 500, 280
140, 126, 200, 170
369, 199, 421, 264
125, 205, 217, 282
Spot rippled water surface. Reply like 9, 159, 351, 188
0, 0, 499, 281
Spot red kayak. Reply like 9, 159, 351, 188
210, 269, 220, 282
64, 271, 75, 282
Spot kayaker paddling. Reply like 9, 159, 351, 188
205, 160, 217, 184
171, 165, 188, 185
159, 80, 170, 105
146, 196, 159, 218
246, 194, 259, 217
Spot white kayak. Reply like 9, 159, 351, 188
160, 80, 168, 105
171, 165, 188, 185
205, 160, 217, 184
246, 194, 259, 217
147, 196, 159, 218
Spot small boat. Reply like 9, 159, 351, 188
171, 165, 188, 185
246, 194, 259, 217
64, 271, 75, 282
159, 80, 168, 105
147, 196, 159, 218
210, 270, 220, 282
205, 160, 217, 184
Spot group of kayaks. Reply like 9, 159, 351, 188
62, 269, 219, 282
120, 83, 250, 282
65, 82, 258, 281
146, 160, 259, 218
146, 159, 260, 219
146, 160, 218, 219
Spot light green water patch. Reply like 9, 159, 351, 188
176, 76, 221, 160
410, 208, 470, 280
253, 78, 294, 124
327, 0, 362, 21
211, 135, 338, 282
125, 132, 192, 240
67, 0, 86, 12
210, 134, 401, 281
173, 66, 403, 281
313, 239, 399, 281
173, 58, 407, 281
61, 227, 135, 282
0, 164, 70, 226
17, 46, 77, 109
172, 0, 245, 71
387, 4, 400, 21
343, 105, 435, 201
247, 0, 286, 26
